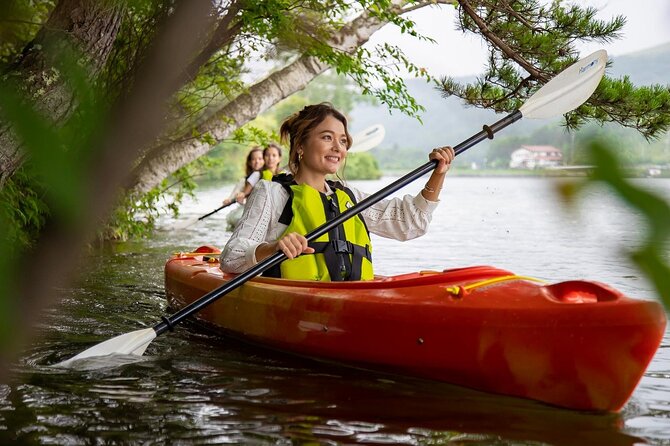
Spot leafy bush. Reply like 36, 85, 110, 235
342, 152, 381, 180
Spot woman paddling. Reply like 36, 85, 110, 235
223, 146, 264, 206
220, 103, 454, 281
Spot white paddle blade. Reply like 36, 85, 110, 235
350, 124, 385, 153
520, 49, 607, 119
53, 328, 157, 368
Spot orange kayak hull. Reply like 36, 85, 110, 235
164, 246, 666, 412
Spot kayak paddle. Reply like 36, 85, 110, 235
349, 124, 385, 153
54, 49, 607, 367
174, 200, 236, 230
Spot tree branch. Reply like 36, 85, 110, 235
126, 5, 393, 195
457, 0, 547, 81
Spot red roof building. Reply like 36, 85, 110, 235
509, 145, 563, 169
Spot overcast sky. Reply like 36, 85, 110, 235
366, 0, 670, 77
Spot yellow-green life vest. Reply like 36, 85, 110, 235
261, 169, 274, 181
266, 175, 373, 281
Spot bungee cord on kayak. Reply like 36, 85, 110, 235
444, 274, 547, 298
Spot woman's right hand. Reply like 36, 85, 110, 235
276, 232, 314, 259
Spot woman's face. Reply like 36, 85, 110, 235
249, 151, 264, 171
298, 115, 348, 176
264, 147, 281, 171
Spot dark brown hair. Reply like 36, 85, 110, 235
279, 103, 352, 175
245, 146, 264, 177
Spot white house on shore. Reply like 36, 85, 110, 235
509, 145, 563, 169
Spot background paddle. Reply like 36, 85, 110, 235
349, 124, 385, 153
173, 201, 237, 230
55, 49, 607, 367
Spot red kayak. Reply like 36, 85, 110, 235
164, 245, 666, 412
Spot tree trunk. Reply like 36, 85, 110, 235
0, 0, 124, 188
4, 0, 217, 380
126, 9, 391, 195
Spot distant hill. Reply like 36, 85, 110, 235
608, 43, 670, 85
349, 78, 499, 151
348, 43, 670, 165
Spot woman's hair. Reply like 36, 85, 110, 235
245, 146, 263, 177
279, 103, 352, 175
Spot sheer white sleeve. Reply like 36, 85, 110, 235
220, 181, 287, 273
352, 186, 439, 241
246, 171, 261, 188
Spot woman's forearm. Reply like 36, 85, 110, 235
254, 241, 278, 262
420, 170, 446, 201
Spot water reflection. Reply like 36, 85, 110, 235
194, 336, 642, 446
9, 330, 645, 445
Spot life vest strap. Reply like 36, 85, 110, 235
309, 240, 371, 260
309, 240, 372, 281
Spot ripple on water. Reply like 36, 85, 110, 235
625, 416, 670, 441
87, 383, 156, 403
310, 419, 384, 438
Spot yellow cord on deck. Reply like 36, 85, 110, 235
446, 275, 546, 298
173, 251, 221, 263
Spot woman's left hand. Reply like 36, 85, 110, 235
429, 146, 455, 174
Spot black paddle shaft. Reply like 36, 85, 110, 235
198, 201, 234, 221
154, 110, 523, 335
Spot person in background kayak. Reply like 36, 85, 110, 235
260, 142, 283, 180
220, 103, 454, 281
223, 146, 265, 206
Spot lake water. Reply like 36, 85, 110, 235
7, 176, 670, 445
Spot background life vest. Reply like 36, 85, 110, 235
265, 174, 373, 281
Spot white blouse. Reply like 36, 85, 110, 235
246, 171, 261, 187
220, 179, 440, 273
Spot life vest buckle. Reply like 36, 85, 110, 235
331, 240, 352, 254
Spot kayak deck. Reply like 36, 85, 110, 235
164, 246, 666, 412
